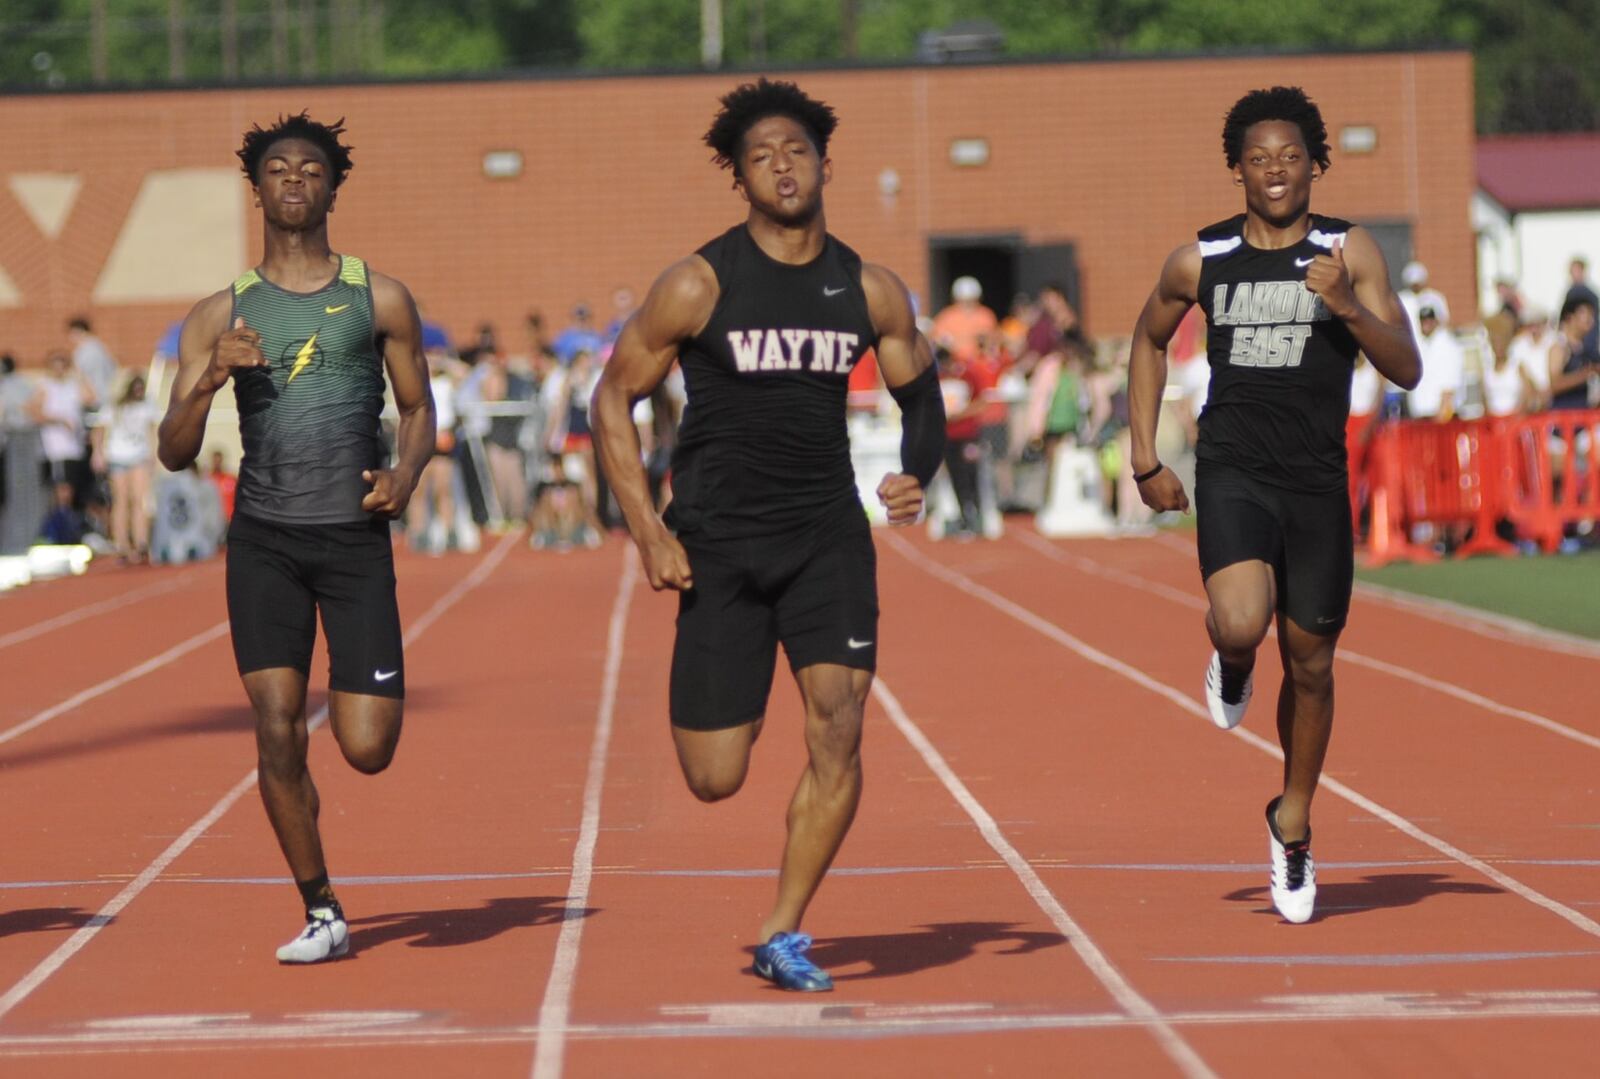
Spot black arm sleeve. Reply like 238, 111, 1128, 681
887, 363, 946, 487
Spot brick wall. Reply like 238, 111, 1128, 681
0, 50, 1475, 368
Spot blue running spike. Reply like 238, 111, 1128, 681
752, 932, 834, 992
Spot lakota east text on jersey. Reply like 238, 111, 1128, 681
1196, 213, 1359, 493
666, 225, 881, 539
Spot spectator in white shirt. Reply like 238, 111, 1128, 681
1508, 308, 1555, 406
1399, 261, 1450, 343
1407, 306, 1464, 420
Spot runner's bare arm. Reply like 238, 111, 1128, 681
591, 255, 717, 589
862, 263, 943, 525
157, 288, 258, 471
1128, 243, 1201, 512
366, 271, 436, 517
1306, 226, 1420, 389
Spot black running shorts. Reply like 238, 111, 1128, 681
225, 512, 405, 698
1195, 464, 1353, 635
669, 504, 879, 731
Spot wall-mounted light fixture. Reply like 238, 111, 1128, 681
1339, 126, 1378, 154
949, 138, 989, 167
482, 150, 524, 179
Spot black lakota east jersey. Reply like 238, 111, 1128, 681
665, 225, 881, 539
1196, 213, 1360, 494
230, 254, 387, 524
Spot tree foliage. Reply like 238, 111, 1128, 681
0, 0, 1593, 132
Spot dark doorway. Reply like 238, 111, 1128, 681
927, 235, 1080, 322
1356, 219, 1414, 292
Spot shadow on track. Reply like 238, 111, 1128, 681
1224, 872, 1502, 923
757, 921, 1065, 982
347, 896, 592, 954
0, 907, 98, 938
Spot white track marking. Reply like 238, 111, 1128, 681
872, 677, 1218, 1079
0, 531, 520, 1026
531, 548, 638, 1079
886, 533, 1600, 943
1143, 528, 1600, 659
4, 993, 1600, 1056
1014, 530, 1600, 753
0, 570, 210, 652
0, 622, 230, 747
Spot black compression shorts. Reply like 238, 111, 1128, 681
225, 512, 405, 698
1195, 464, 1353, 635
669, 504, 878, 731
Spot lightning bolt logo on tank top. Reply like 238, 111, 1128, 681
229, 255, 386, 524
1195, 213, 1360, 493
665, 225, 881, 539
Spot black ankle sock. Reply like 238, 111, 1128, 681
296, 873, 341, 917
1219, 659, 1250, 704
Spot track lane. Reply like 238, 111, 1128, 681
875, 529, 1599, 1076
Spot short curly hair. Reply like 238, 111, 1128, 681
237, 112, 354, 189
704, 78, 837, 176
1222, 87, 1331, 172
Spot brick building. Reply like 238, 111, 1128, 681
0, 48, 1474, 367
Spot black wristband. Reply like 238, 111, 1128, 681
1132, 463, 1164, 484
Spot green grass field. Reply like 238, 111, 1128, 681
1356, 549, 1600, 640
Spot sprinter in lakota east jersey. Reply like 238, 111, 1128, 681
1124, 86, 1421, 925
590, 78, 945, 992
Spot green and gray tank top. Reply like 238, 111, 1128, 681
230, 254, 385, 524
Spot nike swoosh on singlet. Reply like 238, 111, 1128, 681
847, 638, 873, 649
823, 286, 847, 297
325, 303, 351, 314
374, 669, 398, 681
1294, 257, 1316, 268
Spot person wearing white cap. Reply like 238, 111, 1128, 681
932, 275, 997, 364
1398, 260, 1449, 342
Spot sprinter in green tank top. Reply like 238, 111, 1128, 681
158, 114, 435, 963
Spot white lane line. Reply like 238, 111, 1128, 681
0, 622, 231, 747
530, 547, 638, 1079
871, 677, 1218, 1079
0, 530, 521, 1027
886, 532, 1600, 943
1142, 528, 1600, 659
1014, 530, 1600, 754
0, 570, 211, 652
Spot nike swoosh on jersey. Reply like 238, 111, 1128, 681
823, 286, 847, 297
374, 669, 399, 681
325, 303, 350, 314
1294, 257, 1316, 268
847, 638, 873, 649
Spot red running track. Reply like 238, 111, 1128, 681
0, 523, 1596, 1077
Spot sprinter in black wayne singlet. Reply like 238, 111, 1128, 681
158, 114, 435, 963
1126, 87, 1421, 925
591, 79, 945, 991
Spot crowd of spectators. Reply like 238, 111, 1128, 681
4, 255, 1597, 576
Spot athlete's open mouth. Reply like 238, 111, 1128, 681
1265, 182, 1289, 198
776, 178, 799, 197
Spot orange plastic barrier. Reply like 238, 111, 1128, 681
1501, 409, 1600, 553
1354, 409, 1600, 563
1360, 420, 1439, 567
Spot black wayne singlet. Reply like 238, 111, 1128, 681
1195, 213, 1360, 493
230, 255, 386, 524
664, 225, 880, 539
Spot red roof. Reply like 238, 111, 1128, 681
1478, 133, 1600, 212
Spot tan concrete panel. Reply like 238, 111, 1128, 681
8, 173, 82, 239
92, 169, 245, 303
